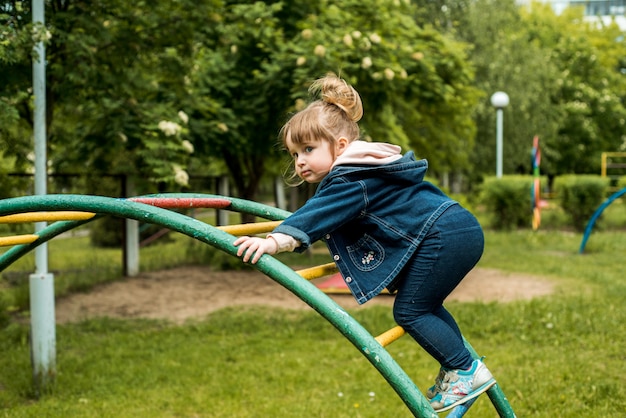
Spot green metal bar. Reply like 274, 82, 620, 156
0, 192, 276, 272
0, 194, 516, 417
0, 192, 290, 272
0, 217, 101, 272
463, 337, 517, 417
254, 256, 436, 416
0, 194, 436, 417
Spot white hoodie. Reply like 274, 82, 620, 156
332, 140, 402, 168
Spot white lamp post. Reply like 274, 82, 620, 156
31, 0, 56, 391
490, 91, 509, 178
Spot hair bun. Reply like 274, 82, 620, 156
309, 73, 363, 122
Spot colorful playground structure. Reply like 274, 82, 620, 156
0, 194, 516, 417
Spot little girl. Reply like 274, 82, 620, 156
234, 73, 495, 412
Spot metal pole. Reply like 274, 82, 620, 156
216, 176, 230, 226
124, 177, 139, 276
496, 108, 503, 178
30, 0, 56, 392
490, 91, 508, 179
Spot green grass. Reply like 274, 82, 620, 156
1, 216, 626, 416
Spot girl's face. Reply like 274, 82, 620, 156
286, 136, 348, 183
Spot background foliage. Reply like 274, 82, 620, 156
3, 1, 626, 200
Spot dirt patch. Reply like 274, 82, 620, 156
54, 266, 555, 324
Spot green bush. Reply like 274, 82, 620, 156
554, 175, 609, 231
479, 175, 536, 230
0, 291, 11, 330
618, 176, 626, 189
184, 239, 252, 271
90, 216, 175, 248
90, 216, 125, 247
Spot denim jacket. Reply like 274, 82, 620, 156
273, 151, 458, 304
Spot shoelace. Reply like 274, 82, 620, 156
429, 368, 447, 396
438, 370, 460, 392
432, 358, 485, 397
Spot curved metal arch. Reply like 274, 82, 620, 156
0, 216, 102, 271
0, 194, 436, 417
579, 187, 626, 254
0, 193, 291, 272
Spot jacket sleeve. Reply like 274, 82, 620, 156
272, 176, 366, 252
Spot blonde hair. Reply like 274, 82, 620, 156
280, 73, 363, 150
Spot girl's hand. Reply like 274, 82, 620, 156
233, 236, 278, 264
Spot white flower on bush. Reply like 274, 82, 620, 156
173, 165, 189, 187
158, 120, 182, 137
217, 122, 229, 132
352, 31, 362, 39
32, 25, 52, 43
301, 29, 313, 40
182, 140, 194, 154
343, 34, 353, 46
295, 99, 306, 111
361, 57, 372, 69
178, 110, 189, 125
296, 56, 306, 66
314, 44, 326, 57
360, 37, 371, 50
384, 68, 395, 80
369, 33, 381, 44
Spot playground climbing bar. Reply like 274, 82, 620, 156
0, 194, 516, 417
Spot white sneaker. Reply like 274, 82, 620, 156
429, 359, 496, 412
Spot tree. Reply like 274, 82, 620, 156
284, 0, 480, 175
0, 1, 217, 195
521, 4, 626, 174
2, 0, 479, 205
0, 1, 37, 177
423, 0, 626, 180
186, 0, 480, 206
184, 1, 300, 204
433, 0, 562, 181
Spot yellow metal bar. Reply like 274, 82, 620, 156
0, 234, 39, 247
217, 220, 282, 236
0, 211, 96, 224
601, 151, 626, 178
375, 326, 406, 347
296, 262, 338, 280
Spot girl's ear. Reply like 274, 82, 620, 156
336, 137, 349, 156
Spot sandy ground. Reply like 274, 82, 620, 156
54, 266, 555, 324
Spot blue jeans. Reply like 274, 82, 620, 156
392, 205, 484, 370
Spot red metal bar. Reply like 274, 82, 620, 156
129, 197, 232, 209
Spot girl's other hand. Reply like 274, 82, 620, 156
233, 236, 278, 264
